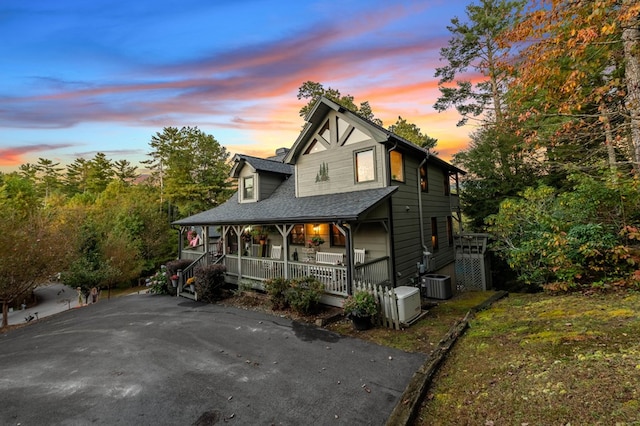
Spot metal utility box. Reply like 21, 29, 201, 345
421, 274, 452, 300
394, 286, 421, 324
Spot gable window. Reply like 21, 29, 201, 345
431, 217, 439, 251
243, 176, 254, 200
319, 120, 331, 143
420, 165, 428, 192
304, 138, 326, 155
355, 148, 375, 183
330, 224, 346, 247
390, 150, 404, 182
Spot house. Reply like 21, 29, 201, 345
173, 97, 465, 306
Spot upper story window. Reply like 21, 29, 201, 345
355, 149, 375, 183
420, 165, 428, 192
390, 150, 404, 182
243, 176, 254, 200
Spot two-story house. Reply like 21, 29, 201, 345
173, 97, 464, 306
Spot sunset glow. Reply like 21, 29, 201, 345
0, 0, 475, 171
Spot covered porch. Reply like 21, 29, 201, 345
176, 222, 392, 307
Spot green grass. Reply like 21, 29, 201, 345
415, 292, 640, 425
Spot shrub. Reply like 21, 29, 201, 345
194, 264, 227, 303
148, 267, 170, 295
286, 277, 324, 314
343, 291, 378, 318
263, 277, 289, 310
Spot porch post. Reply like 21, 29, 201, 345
336, 222, 353, 295
278, 224, 295, 279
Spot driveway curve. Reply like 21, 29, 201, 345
0, 295, 425, 425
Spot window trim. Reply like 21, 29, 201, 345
420, 164, 428, 192
431, 217, 439, 251
330, 224, 346, 247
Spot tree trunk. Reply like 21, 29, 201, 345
622, 1, 640, 172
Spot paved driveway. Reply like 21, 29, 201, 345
0, 295, 425, 425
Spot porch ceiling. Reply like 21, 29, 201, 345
173, 178, 397, 226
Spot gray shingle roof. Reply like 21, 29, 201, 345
235, 154, 293, 175
173, 177, 397, 226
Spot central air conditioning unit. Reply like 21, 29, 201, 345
394, 286, 421, 324
421, 274, 452, 300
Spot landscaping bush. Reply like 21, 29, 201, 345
194, 264, 227, 303
263, 277, 289, 310
285, 277, 324, 315
147, 267, 170, 295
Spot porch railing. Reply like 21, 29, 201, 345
354, 256, 390, 286
177, 251, 208, 300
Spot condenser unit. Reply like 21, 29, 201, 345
421, 274, 452, 300
394, 286, 421, 324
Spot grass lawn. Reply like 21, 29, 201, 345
414, 291, 640, 425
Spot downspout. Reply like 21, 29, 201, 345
417, 149, 430, 263
386, 141, 399, 286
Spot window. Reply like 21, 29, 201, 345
304, 138, 326, 154
420, 165, 428, 192
390, 150, 404, 182
289, 224, 305, 245
243, 176, 254, 200
330, 224, 346, 247
431, 217, 439, 251
355, 149, 375, 182
319, 120, 330, 142
447, 216, 453, 246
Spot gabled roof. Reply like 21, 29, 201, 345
284, 96, 465, 175
230, 154, 294, 178
173, 177, 397, 226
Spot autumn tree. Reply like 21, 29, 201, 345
0, 176, 73, 327
503, 0, 640, 172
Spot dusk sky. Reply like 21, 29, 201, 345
0, 0, 475, 173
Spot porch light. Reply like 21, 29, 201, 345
313, 224, 320, 234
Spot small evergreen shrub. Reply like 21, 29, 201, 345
263, 277, 289, 310
285, 277, 323, 314
194, 264, 227, 302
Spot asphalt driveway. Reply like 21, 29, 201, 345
0, 294, 425, 425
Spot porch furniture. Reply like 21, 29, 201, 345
316, 252, 344, 265
263, 244, 283, 275
354, 248, 365, 264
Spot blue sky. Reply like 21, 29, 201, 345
0, 0, 474, 172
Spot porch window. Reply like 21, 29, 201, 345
289, 224, 305, 245
390, 150, 404, 182
243, 176, 254, 200
330, 224, 346, 247
431, 217, 439, 251
420, 164, 428, 192
355, 148, 375, 183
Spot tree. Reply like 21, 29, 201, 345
34, 158, 63, 203
0, 176, 72, 327
146, 127, 232, 217
434, 0, 524, 126
297, 81, 383, 125
388, 116, 438, 150
86, 152, 114, 193
503, 0, 640, 172
65, 158, 90, 195
113, 159, 137, 184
